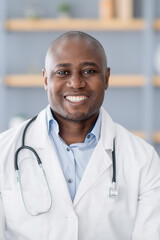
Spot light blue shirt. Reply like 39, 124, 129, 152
46, 107, 101, 201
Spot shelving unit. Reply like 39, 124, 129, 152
0, 0, 160, 155
6, 18, 145, 31
153, 12, 160, 149
5, 74, 145, 87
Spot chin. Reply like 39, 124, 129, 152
64, 112, 91, 122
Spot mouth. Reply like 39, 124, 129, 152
65, 95, 88, 103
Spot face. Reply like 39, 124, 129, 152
43, 38, 110, 122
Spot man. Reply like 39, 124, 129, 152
0, 31, 160, 240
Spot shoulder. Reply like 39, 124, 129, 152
115, 123, 154, 154
101, 107, 158, 161
0, 108, 47, 149
115, 124, 160, 171
0, 120, 29, 145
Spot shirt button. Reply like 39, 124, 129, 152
68, 178, 73, 183
87, 134, 91, 139
66, 147, 70, 151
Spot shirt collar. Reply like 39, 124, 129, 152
46, 105, 59, 135
46, 105, 101, 142
86, 111, 101, 142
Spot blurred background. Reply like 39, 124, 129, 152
0, 0, 160, 155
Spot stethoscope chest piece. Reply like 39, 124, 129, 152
109, 182, 118, 200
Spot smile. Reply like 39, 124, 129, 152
65, 96, 88, 103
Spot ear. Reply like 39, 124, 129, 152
42, 68, 48, 91
104, 67, 110, 90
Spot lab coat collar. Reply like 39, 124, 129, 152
100, 107, 116, 151
25, 108, 48, 148
28, 106, 115, 150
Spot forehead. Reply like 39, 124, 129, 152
49, 37, 105, 65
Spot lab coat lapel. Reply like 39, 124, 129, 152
74, 108, 116, 207
73, 140, 112, 207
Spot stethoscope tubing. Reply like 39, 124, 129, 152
14, 116, 52, 216
14, 145, 42, 171
112, 138, 116, 183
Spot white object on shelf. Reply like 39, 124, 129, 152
115, 0, 133, 20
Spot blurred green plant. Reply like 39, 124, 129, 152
58, 2, 70, 13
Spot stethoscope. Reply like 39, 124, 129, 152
14, 116, 52, 216
14, 116, 118, 217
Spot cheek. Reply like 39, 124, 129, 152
47, 83, 56, 103
92, 82, 106, 105
47, 81, 58, 97
94, 81, 106, 95
47, 81, 65, 105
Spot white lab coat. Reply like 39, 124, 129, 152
0, 107, 160, 240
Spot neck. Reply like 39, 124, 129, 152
52, 112, 99, 145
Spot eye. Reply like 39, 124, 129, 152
82, 69, 97, 75
56, 70, 70, 76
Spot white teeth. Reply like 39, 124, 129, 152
65, 96, 87, 103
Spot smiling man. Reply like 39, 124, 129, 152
43, 31, 109, 145
0, 31, 160, 240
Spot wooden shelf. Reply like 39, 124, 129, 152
5, 18, 145, 31
6, 74, 145, 87
132, 131, 160, 143
154, 19, 160, 30
154, 76, 160, 87
110, 75, 144, 87
131, 131, 146, 139
6, 74, 43, 87
153, 132, 160, 143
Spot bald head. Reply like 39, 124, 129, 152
45, 31, 107, 74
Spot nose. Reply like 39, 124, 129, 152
66, 73, 86, 89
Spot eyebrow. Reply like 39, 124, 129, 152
80, 62, 99, 67
55, 62, 98, 68
55, 63, 71, 68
